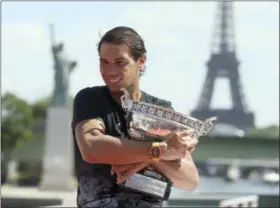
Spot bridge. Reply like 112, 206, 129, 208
5, 136, 279, 163
192, 136, 279, 162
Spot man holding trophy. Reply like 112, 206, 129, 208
72, 26, 216, 208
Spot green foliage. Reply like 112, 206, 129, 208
2, 92, 75, 150
31, 96, 51, 120
247, 125, 279, 138
1, 92, 35, 151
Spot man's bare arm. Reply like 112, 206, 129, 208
113, 155, 199, 191
75, 119, 155, 165
151, 153, 199, 191
112, 137, 199, 191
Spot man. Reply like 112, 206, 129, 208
72, 26, 199, 208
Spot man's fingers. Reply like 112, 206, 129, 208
117, 163, 148, 184
113, 164, 130, 172
186, 137, 198, 147
112, 162, 144, 173
167, 129, 197, 141
111, 165, 115, 175
111, 164, 130, 175
188, 147, 196, 152
177, 129, 195, 137
177, 136, 198, 153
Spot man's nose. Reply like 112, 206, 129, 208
105, 65, 122, 74
106, 69, 119, 76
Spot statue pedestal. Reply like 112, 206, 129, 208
40, 107, 75, 191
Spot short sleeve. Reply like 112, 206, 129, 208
71, 87, 103, 130
142, 92, 175, 111
155, 99, 174, 111
161, 101, 174, 111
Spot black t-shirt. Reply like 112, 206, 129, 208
72, 86, 173, 208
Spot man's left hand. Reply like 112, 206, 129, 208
111, 162, 149, 184
111, 130, 198, 184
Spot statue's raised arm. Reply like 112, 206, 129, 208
49, 23, 77, 107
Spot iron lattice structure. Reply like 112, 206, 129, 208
191, 2, 255, 131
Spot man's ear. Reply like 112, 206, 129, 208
137, 56, 146, 70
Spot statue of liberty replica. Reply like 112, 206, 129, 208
40, 23, 76, 191
50, 24, 76, 107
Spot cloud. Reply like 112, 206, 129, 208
2, 2, 279, 126
2, 21, 104, 100
2, 23, 52, 97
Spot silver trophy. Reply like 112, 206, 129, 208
119, 88, 217, 199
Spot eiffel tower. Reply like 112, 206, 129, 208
191, 2, 255, 131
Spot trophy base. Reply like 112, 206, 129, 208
118, 167, 171, 200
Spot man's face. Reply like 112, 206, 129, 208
99, 43, 144, 92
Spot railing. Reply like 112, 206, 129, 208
219, 195, 258, 207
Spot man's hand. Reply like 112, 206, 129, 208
111, 129, 199, 184
160, 129, 198, 161
111, 162, 150, 184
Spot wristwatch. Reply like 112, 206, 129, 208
149, 142, 162, 162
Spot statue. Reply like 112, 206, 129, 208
40, 24, 77, 191
49, 24, 77, 107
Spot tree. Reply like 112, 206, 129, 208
30, 96, 51, 140
31, 95, 74, 119
30, 95, 74, 139
1, 92, 75, 151
31, 96, 51, 120
1, 92, 34, 152
247, 125, 279, 138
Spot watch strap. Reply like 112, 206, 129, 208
149, 142, 161, 162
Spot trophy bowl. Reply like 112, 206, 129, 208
121, 88, 217, 142
118, 88, 217, 200
128, 113, 188, 142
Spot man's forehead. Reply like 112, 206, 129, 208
99, 43, 131, 59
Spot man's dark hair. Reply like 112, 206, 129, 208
97, 26, 147, 76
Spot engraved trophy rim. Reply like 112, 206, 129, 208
120, 88, 217, 137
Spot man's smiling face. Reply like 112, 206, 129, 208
99, 43, 140, 93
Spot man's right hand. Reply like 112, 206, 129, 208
159, 130, 198, 161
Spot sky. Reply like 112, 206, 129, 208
2, 2, 279, 127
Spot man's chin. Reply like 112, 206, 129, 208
107, 85, 124, 93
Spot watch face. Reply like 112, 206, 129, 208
151, 147, 161, 157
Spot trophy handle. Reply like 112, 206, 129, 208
200, 116, 217, 135
120, 88, 133, 111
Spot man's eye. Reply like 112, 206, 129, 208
116, 61, 128, 66
100, 61, 108, 64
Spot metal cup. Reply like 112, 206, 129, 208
120, 88, 217, 141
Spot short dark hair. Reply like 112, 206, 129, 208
97, 26, 147, 76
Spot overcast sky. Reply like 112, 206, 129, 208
2, 2, 279, 127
